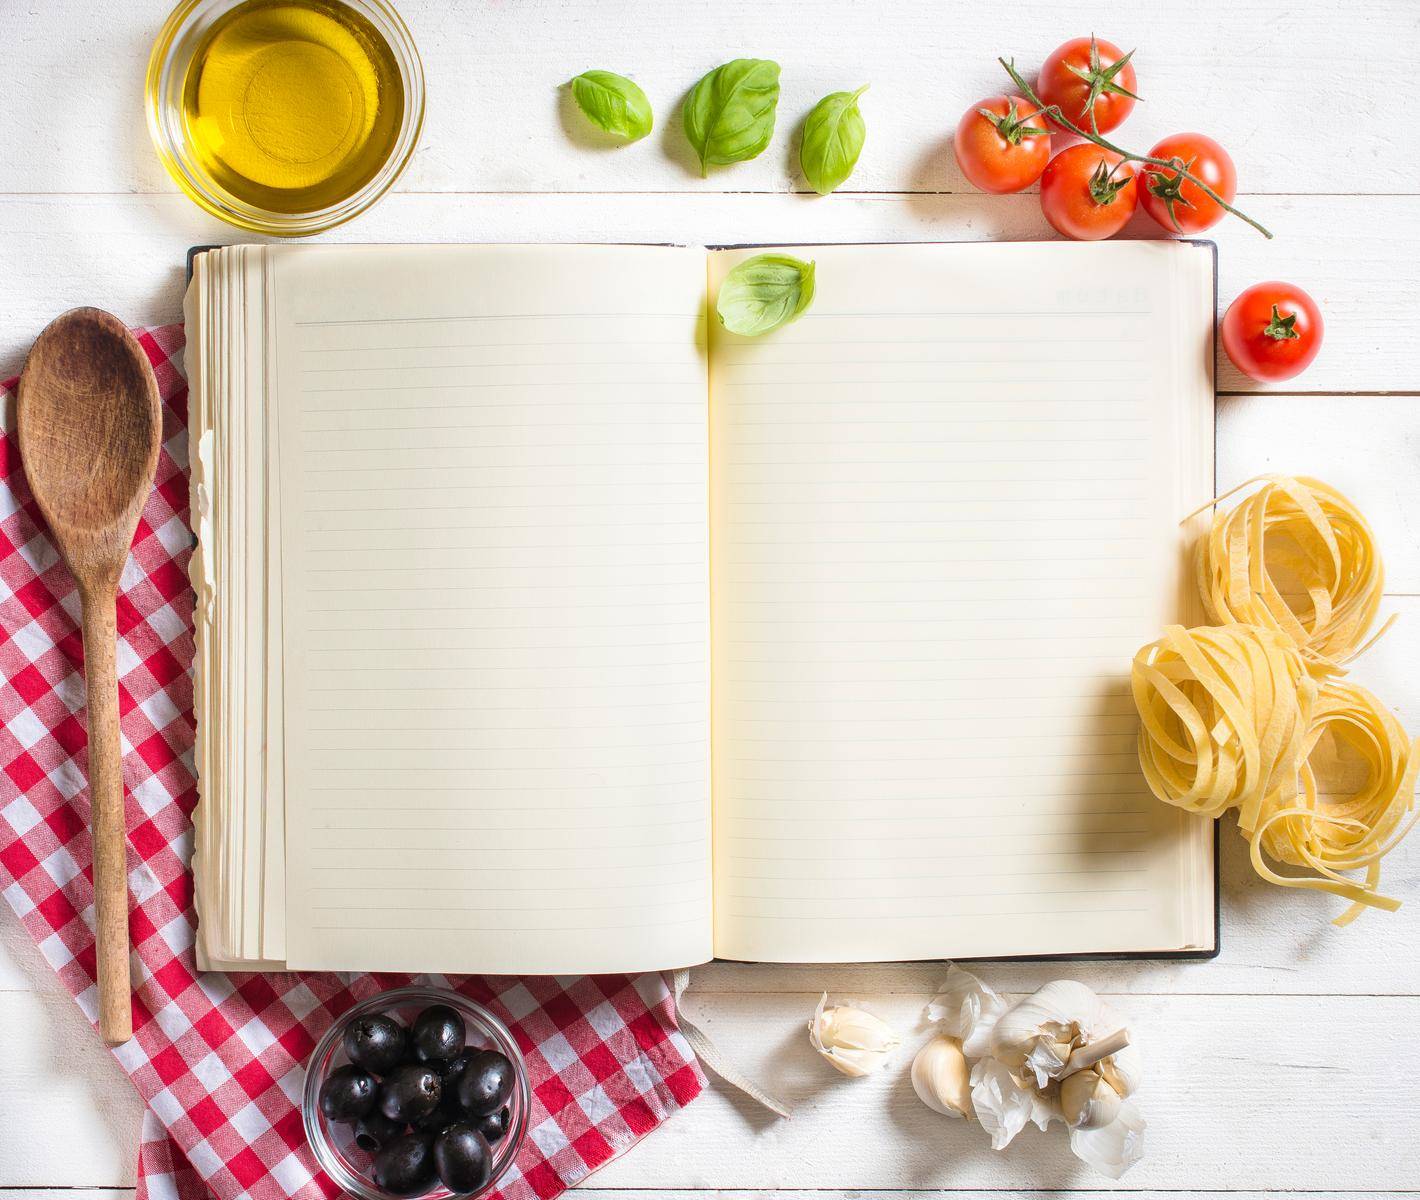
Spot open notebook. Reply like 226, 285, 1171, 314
184, 240, 1217, 974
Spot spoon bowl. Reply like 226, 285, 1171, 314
17, 308, 162, 1044
20, 320, 160, 533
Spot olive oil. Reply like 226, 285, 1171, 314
181, 0, 404, 214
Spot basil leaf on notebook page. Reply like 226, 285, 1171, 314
569, 70, 654, 141
800, 85, 868, 195
682, 58, 781, 175
715, 253, 816, 337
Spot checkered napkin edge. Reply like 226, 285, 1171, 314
0, 323, 705, 1200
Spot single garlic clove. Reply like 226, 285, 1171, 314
808, 993, 900, 1077
1060, 1068, 1122, 1130
1068, 1099, 1146, 1179
911, 1035, 972, 1119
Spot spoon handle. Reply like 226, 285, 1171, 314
80, 588, 132, 1046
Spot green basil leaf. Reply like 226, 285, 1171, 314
682, 58, 781, 175
569, 70, 654, 141
716, 254, 816, 337
799, 85, 868, 195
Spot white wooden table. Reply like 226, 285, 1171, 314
2, 1, 1419, 1197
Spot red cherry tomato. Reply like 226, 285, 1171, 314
953, 95, 1051, 194
1039, 145, 1138, 241
1139, 133, 1237, 234
1222, 282, 1323, 382
1037, 36, 1139, 134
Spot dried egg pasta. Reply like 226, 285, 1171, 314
1133, 474, 1419, 923
1193, 475, 1388, 665
1131, 624, 1327, 823
1249, 680, 1420, 925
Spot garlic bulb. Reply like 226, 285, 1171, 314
808, 994, 900, 1077
988, 980, 1141, 1095
1060, 1068, 1122, 1130
911, 1035, 972, 1118
917, 967, 1147, 1177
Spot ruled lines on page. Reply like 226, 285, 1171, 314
708, 242, 1210, 962
272, 245, 713, 974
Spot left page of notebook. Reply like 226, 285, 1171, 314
270, 244, 713, 974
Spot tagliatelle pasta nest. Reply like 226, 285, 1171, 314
1249, 679, 1420, 925
1131, 624, 1327, 823
1132, 476, 1419, 925
1193, 474, 1389, 665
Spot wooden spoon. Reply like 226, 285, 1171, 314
17, 309, 162, 1046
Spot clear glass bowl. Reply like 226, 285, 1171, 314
145, 0, 424, 236
302, 987, 530, 1200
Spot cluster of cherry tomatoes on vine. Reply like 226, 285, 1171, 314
952, 36, 1323, 382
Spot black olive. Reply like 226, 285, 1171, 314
319, 1064, 378, 1122
412, 1004, 466, 1063
440, 1049, 474, 1092
343, 1013, 410, 1076
353, 1111, 404, 1152
474, 1105, 510, 1143
373, 1130, 437, 1196
456, 1050, 515, 1116
415, 1085, 465, 1134
434, 1123, 492, 1194
380, 1062, 443, 1123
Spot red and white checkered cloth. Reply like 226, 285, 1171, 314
0, 324, 705, 1200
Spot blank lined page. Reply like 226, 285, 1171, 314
272, 245, 712, 974
708, 242, 1214, 963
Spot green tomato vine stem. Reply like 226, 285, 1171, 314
999, 57, 1274, 240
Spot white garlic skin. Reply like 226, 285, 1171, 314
1060, 1069, 1122, 1129
924, 965, 1007, 1058
808, 994, 900, 1077
911, 1035, 972, 1118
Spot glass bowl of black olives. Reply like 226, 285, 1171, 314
303, 987, 530, 1198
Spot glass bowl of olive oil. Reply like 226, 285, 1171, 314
147, 0, 423, 235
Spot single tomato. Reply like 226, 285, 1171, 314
1039, 145, 1138, 240
953, 95, 1051, 194
1037, 36, 1139, 134
1222, 281, 1323, 382
1139, 133, 1237, 234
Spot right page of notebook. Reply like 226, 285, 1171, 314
708, 241, 1215, 962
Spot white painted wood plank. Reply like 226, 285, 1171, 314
3, 0, 1417, 197
0, 983, 1413, 1190
0, 1187, 1385, 1198
0, 1187, 1374, 1198
0, 1193, 133, 1200
0, 991, 140, 1188
591, 990, 1418, 1191
0, 192, 1415, 394
589, 1195, 1405, 1199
